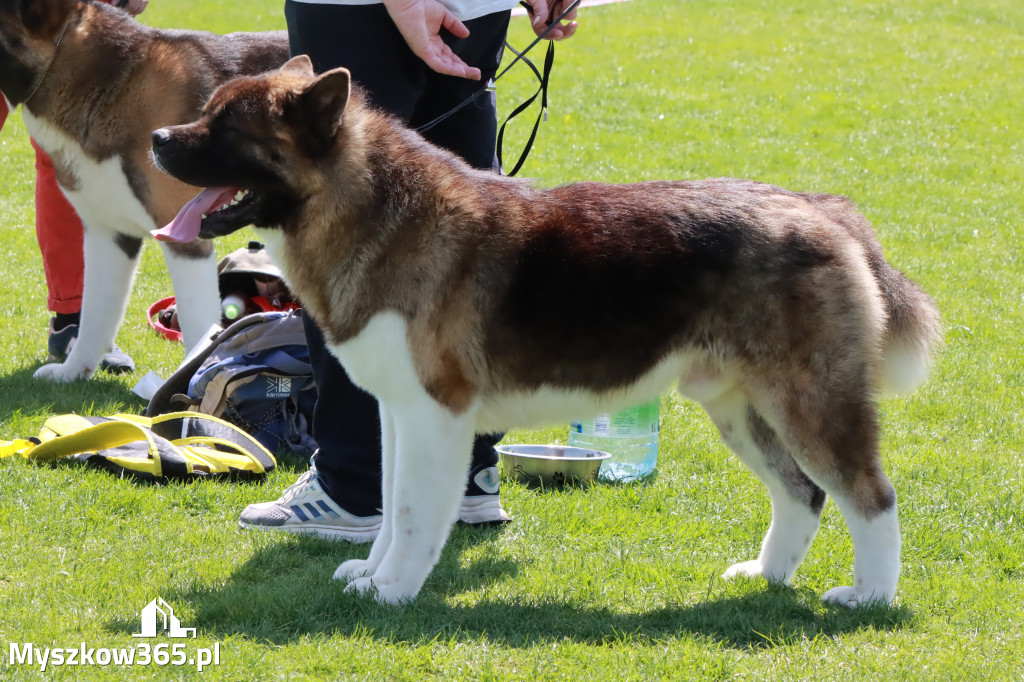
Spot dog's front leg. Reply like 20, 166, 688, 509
334, 402, 397, 582
34, 228, 141, 382
160, 240, 221, 352
341, 397, 476, 605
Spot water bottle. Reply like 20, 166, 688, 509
569, 398, 660, 482
221, 294, 248, 323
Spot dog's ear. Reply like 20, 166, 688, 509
19, 0, 78, 36
294, 67, 351, 156
280, 54, 315, 77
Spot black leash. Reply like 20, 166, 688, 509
415, 0, 581, 176
494, 37, 554, 177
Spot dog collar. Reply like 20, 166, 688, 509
22, 18, 74, 106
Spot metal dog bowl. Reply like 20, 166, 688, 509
496, 444, 611, 487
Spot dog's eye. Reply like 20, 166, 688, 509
215, 118, 245, 138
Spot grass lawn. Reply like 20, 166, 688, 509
1, 0, 1022, 679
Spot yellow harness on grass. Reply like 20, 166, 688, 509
0, 411, 276, 480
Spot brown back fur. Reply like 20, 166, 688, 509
157, 64, 941, 417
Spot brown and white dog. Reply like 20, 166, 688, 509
0, 0, 289, 380
151, 56, 941, 608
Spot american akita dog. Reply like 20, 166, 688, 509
0, 0, 289, 381
151, 56, 941, 608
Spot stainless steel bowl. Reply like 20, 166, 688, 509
496, 444, 611, 487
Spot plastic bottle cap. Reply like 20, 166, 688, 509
223, 304, 242, 319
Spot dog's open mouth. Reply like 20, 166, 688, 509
152, 186, 259, 242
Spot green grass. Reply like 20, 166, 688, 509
1, 0, 1023, 678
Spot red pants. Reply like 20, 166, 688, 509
1, 99, 85, 314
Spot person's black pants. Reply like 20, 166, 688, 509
285, 1, 510, 515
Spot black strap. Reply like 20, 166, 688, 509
495, 39, 554, 177
415, 88, 489, 135
416, 0, 580, 176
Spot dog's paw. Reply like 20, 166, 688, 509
333, 559, 374, 582
341, 575, 415, 605
370, 580, 415, 606
342, 576, 376, 597
722, 560, 765, 581
33, 362, 92, 383
822, 585, 893, 609
343, 577, 414, 605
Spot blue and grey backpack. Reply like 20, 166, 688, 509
146, 311, 317, 456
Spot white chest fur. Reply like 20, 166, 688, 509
21, 110, 155, 238
326, 311, 425, 407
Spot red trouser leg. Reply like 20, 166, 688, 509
32, 139, 85, 315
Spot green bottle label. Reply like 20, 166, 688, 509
571, 399, 660, 437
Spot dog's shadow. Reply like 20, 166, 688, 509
107, 530, 914, 650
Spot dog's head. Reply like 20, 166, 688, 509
0, 0, 80, 105
151, 55, 352, 241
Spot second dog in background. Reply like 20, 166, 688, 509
0, 0, 290, 380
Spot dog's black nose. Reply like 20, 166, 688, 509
151, 128, 172, 147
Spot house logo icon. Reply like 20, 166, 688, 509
132, 597, 196, 638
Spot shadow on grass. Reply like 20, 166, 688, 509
0, 366, 146, 422
107, 528, 914, 651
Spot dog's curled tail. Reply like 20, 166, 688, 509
875, 265, 942, 397
811, 194, 943, 397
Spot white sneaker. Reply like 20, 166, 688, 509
459, 464, 510, 524
238, 470, 382, 542
239, 466, 509, 543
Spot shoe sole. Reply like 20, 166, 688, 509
457, 496, 511, 525
238, 519, 381, 544
239, 497, 509, 541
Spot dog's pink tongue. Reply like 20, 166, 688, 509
151, 187, 237, 242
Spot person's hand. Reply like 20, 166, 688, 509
521, 0, 579, 41
382, 0, 482, 80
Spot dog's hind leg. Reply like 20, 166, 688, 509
820, 494, 899, 608
700, 387, 826, 586
342, 397, 476, 604
34, 228, 142, 382
749, 379, 900, 608
161, 240, 221, 352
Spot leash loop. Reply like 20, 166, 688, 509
415, 0, 581, 176
495, 40, 554, 177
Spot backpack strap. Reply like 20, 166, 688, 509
146, 311, 306, 418
145, 314, 267, 418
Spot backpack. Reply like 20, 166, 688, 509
146, 311, 318, 456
